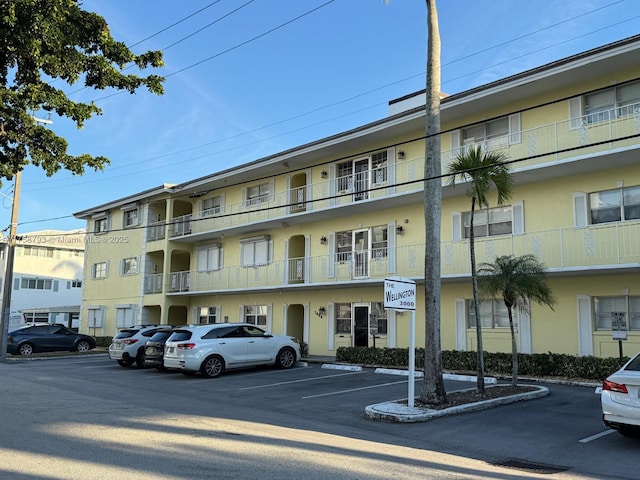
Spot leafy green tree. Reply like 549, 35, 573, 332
0, 0, 164, 181
447, 146, 512, 393
478, 254, 556, 387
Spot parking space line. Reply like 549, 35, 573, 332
238, 371, 365, 390
579, 429, 616, 443
302, 379, 409, 399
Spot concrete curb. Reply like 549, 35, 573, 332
320, 363, 363, 372
365, 384, 550, 423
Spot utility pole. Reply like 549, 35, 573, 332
0, 170, 21, 363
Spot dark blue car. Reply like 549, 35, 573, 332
7, 324, 96, 356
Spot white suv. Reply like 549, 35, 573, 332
164, 323, 301, 378
109, 325, 173, 368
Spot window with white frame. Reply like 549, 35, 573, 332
241, 236, 271, 267
371, 225, 388, 259
463, 206, 513, 238
594, 296, 640, 331
467, 299, 511, 329
371, 150, 388, 184
91, 262, 108, 279
244, 305, 267, 326
94, 216, 109, 234
120, 257, 138, 275
589, 185, 640, 224
371, 302, 388, 334
584, 80, 640, 123
335, 303, 351, 334
23, 246, 54, 257
197, 306, 218, 324
20, 278, 54, 290
336, 231, 352, 262
197, 244, 222, 272
245, 182, 271, 207
462, 117, 509, 149
115, 305, 135, 328
201, 196, 222, 217
122, 208, 139, 228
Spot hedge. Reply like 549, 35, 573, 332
335, 346, 628, 381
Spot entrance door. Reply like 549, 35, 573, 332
352, 229, 369, 278
354, 304, 369, 347
353, 158, 369, 201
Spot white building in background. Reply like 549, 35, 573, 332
0, 229, 85, 328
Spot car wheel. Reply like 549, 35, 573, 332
135, 349, 146, 368
18, 343, 34, 356
76, 340, 91, 353
200, 355, 224, 378
276, 347, 296, 369
117, 359, 134, 367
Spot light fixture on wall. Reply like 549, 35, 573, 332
321, 170, 328, 179
320, 235, 327, 245
315, 306, 326, 318
396, 225, 404, 235
397, 150, 405, 159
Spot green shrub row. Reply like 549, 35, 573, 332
335, 347, 628, 381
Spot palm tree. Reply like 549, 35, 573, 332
421, 0, 446, 405
478, 254, 556, 387
447, 146, 512, 393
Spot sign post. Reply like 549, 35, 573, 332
611, 311, 627, 359
384, 277, 417, 407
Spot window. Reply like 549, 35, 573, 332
245, 183, 271, 207
371, 226, 388, 259
371, 150, 388, 184
197, 245, 222, 272
72, 280, 82, 288
244, 305, 267, 326
467, 299, 511, 329
197, 306, 218, 324
584, 81, 640, 123
115, 306, 134, 328
594, 296, 640, 331
463, 117, 509, 147
20, 278, 53, 290
371, 302, 388, 334
335, 303, 351, 333
122, 208, 139, 227
92, 262, 108, 279
23, 246, 53, 257
463, 206, 512, 238
241, 236, 270, 267
590, 185, 640, 224
120, 257, 138, 275
201, 196, 222, 217
94, 216, 109, 234
336, 231, 352, 262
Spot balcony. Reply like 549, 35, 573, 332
165, 104, 640, 241
162, 221, 640, 294
143, 273, 163, 294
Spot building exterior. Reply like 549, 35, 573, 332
75, 35, 640, 357
0, 229, 85, 328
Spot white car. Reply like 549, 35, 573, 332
601, 352, 640, 437
164, 323, 301, 378
109, 325, 173, 368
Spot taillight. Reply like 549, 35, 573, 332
603, 379, 628, 394
122, 339, 138, 345
177, 343, 196, 350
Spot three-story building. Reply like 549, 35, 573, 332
75, 35, 640, 357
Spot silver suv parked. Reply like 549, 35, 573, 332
164, 323, 301, 378
109, 325, 173, 368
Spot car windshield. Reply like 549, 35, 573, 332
149, 331, 172, 342
114, 330, 138, 339
624, 354, 640, 371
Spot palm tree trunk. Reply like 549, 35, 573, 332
508, 307, 518, 388
469, 196, 485, 394
421, 0, 446, 405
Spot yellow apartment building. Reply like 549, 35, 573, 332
74, 35, 640, 358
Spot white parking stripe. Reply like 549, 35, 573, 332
302, 379, 410, 399
579, 429, 616, 443
238, 371, 364, 390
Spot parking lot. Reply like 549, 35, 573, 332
0, 355, 638, 479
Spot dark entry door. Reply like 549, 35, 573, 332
354, 305, 369, 347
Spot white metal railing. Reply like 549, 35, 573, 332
146, 221, 166, 242
143, 273, 163, 294
164, 221, 640, 294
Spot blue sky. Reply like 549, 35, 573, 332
3, 0, 638, 233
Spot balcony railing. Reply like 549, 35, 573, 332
165, 103, 640, 240
146, 221, 166, 242
162, 221, 640, 294
143, 273, 163, 294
